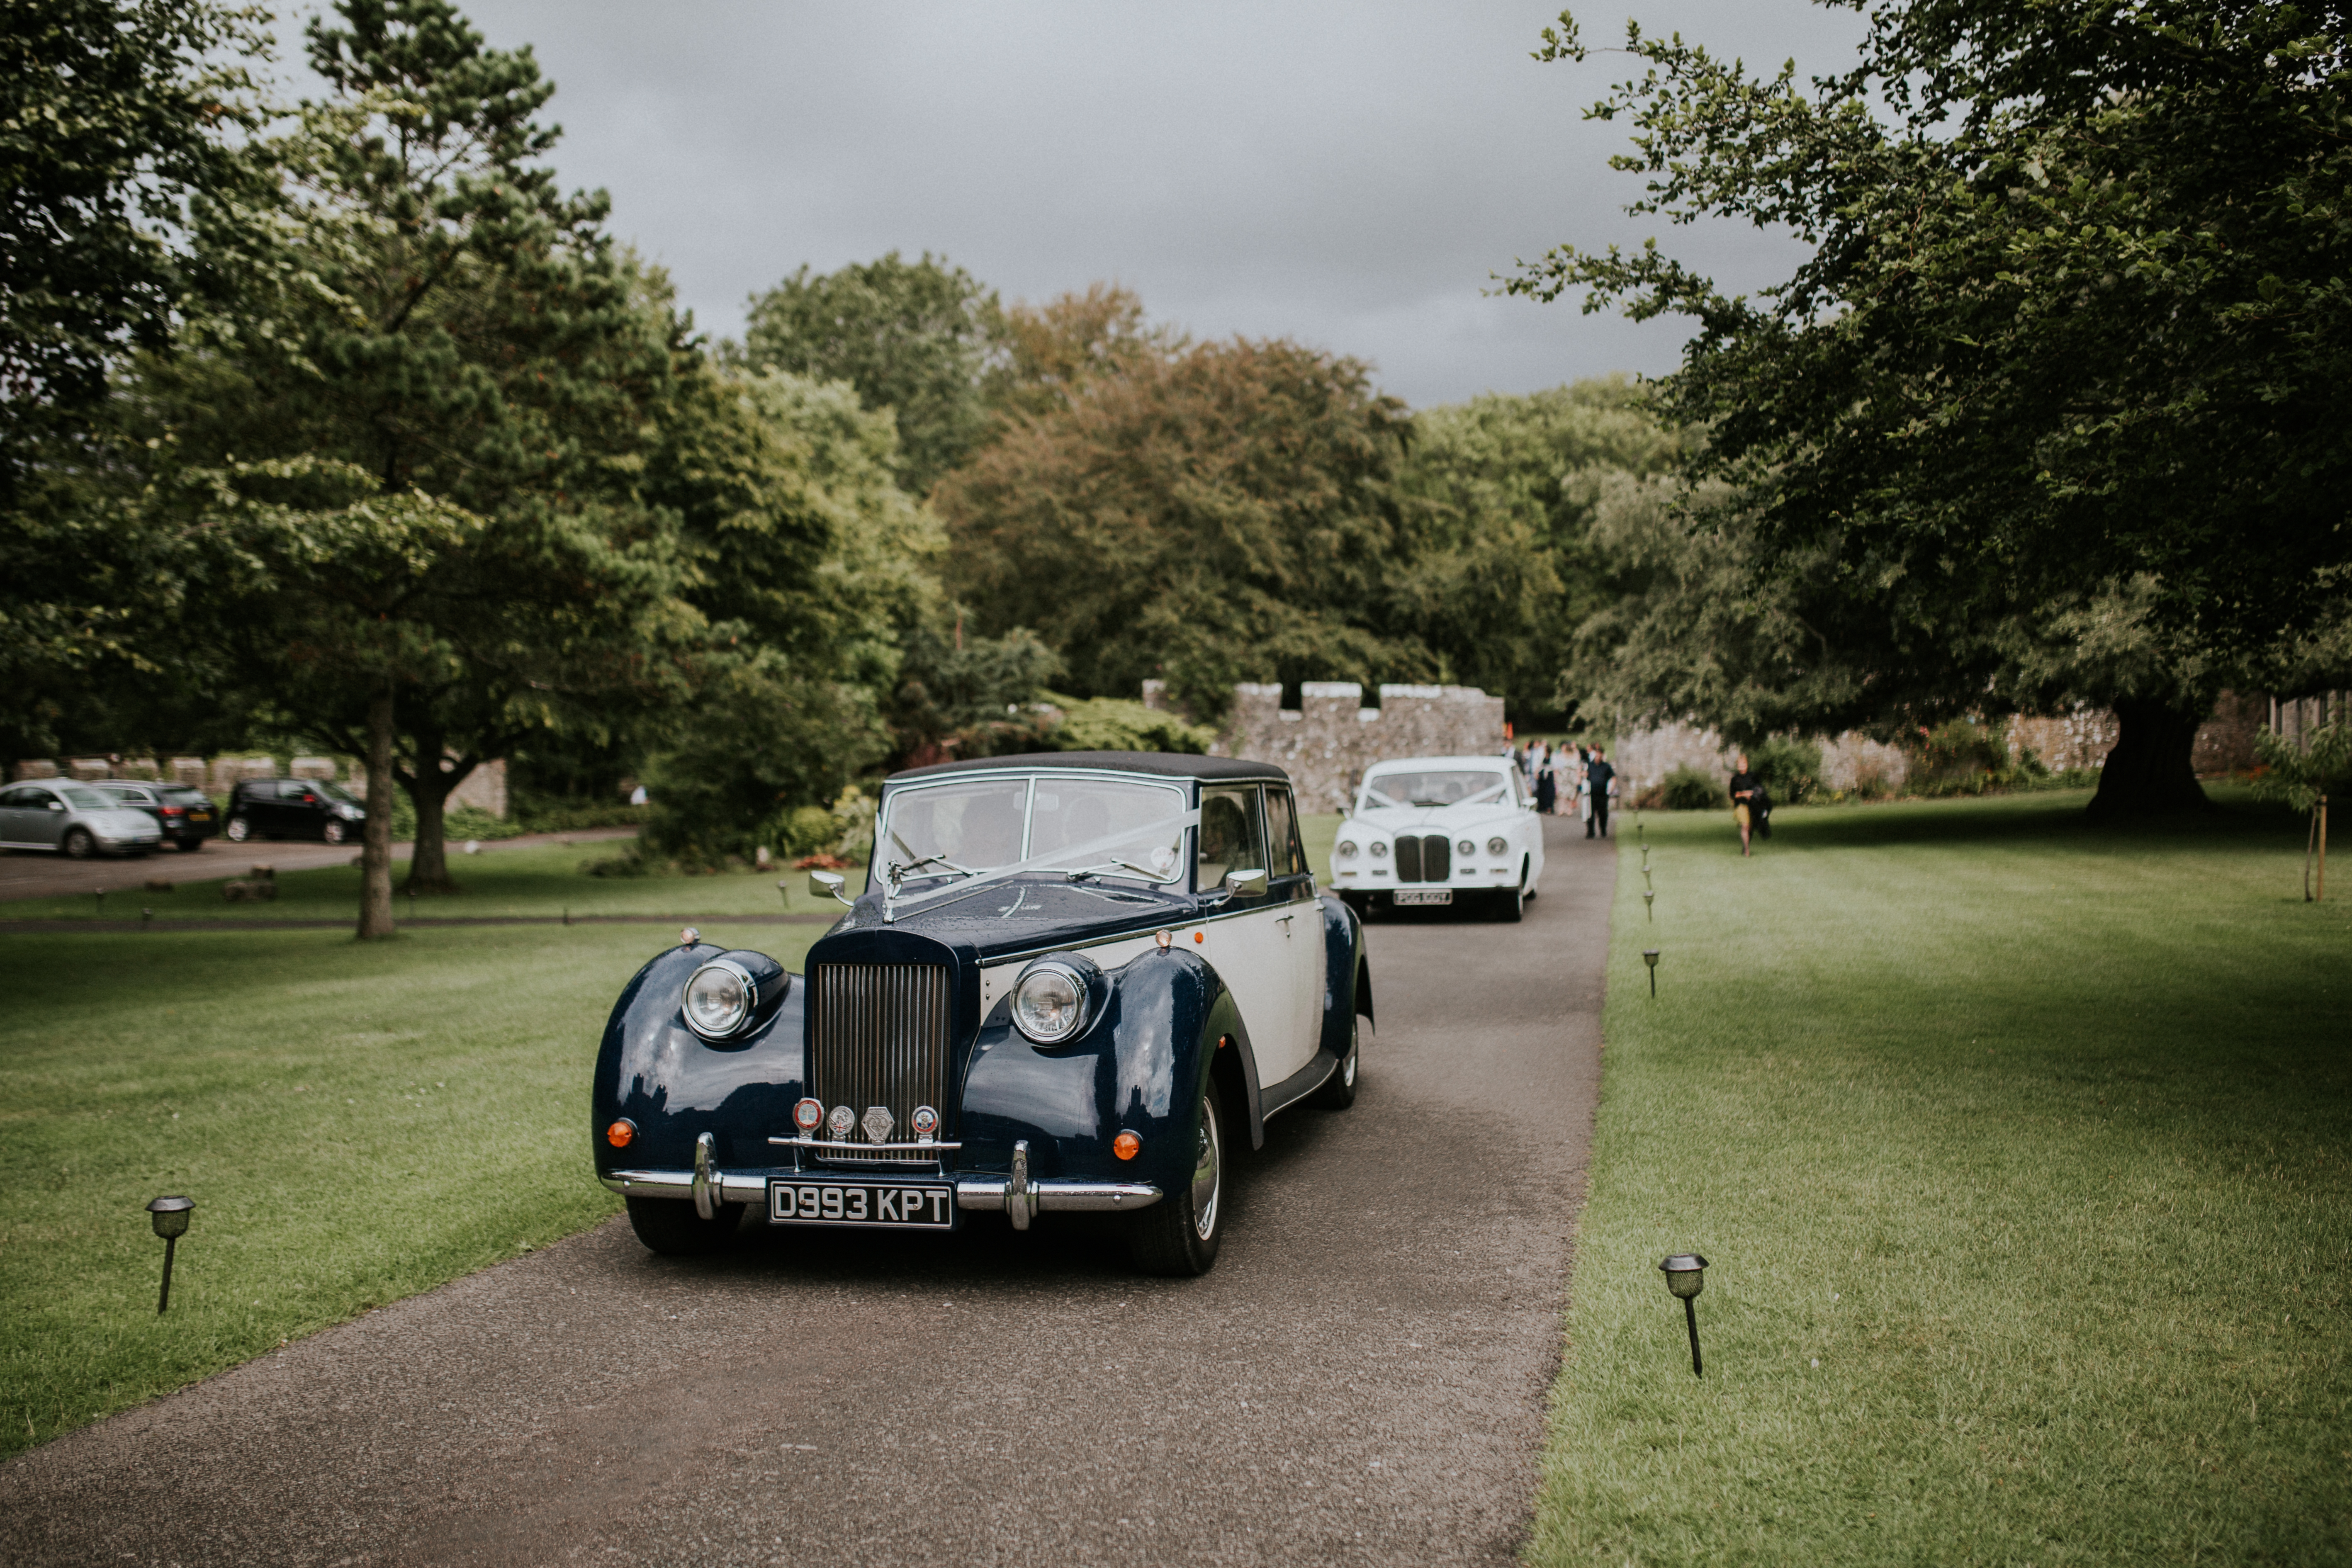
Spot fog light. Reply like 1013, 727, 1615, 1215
1113, 1131, 1142, 1160
1488, 836, 1508, 856
1336, 839, 1358, 860
793, 1098, 824, 1134
606, 1118, 635, 1148
1457, 838, 1474, 856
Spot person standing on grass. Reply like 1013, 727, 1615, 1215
1586, 747, 1615, 839
1729, 753, 1762, 856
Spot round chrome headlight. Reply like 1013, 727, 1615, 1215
1488, 836, 1508, 856
683, 959, 755, 1038
1457, 838, 1475, 856
1336, 839, 1358, 860
1369, 840, 1388, 858
1012, 960, 1091, 1045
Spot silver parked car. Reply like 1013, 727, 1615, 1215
0, 779, 166, 858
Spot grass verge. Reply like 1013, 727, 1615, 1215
1532, 789, 2350, 1564
0, 917, 825, 1459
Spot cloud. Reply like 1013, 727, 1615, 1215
297, 0, 1866, 406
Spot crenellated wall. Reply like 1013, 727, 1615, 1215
1144, 679, 1508, 814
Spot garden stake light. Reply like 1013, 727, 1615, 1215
1643, 866, 1653, 891
776, 878, 792, 912
1644, 948, 1660, 996
1659, 1253, 1708, 1374
147, 1196, 192, 1314
142, 907, 153, 931
1643, 890, 1654, 921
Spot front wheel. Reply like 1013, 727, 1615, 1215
1495, 874, 1525, 923
1127, 1081, 1226, 1276
61, 828, 95, 859
624, 1194, 743, 1256
1310, 1015, 1360, 1109
224, 817, 250, 843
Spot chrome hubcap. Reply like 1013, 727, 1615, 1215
1191, 1092, 1221, 1241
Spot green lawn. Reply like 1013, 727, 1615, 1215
1534, 789, 2351, 1565
0, 917, 827, 1459
2, 840, 832, 924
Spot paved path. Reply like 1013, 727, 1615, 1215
0, 826, 639, 904
2, 817, 1614, 1567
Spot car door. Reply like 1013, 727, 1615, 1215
0, 783, 46, 847
22, 784, 70, 848
1195, 784, 1308, 1084
1262, 785, 1328, 1075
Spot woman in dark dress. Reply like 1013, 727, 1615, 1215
1535, 752, 1557, 814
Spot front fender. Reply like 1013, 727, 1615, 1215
591, 944, 805, 1180
958, 947, 1242, 1194
1319, 892, 1371, 1059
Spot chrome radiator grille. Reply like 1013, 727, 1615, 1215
1393, 834, 1450, 883
807, 962, 951, 1164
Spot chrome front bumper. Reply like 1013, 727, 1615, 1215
602, 1166, 1162, 1222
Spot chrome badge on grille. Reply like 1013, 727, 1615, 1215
861, 1105, 896, 1144
826, 1105, 856, 1140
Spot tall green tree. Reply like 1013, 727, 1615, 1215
0, 0, 271, 763
936, 336, 1433, 718
132, 0, 688, 893
732, 251, 1002, 494
1510, 0, 2352, 813
1394, 377, 1686, 722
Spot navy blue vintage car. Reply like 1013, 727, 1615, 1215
592, 753, 1372, 1275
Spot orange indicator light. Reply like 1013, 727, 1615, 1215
606, 1118, 635, 1149
1113, 1132, 1142, 1161
1192, 931, 1204, 944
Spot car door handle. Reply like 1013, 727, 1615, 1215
1275, 914, 1295, 934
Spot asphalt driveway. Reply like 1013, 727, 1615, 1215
0, 815, 1614, 1566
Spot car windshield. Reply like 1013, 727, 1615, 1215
61, 787, 112, 810
1360, 769, 1509, 809
878, 775, 1188, 890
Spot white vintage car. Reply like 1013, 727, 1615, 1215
1328, 755, 1546, 921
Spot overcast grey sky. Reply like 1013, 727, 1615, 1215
292, 2, 1867, 408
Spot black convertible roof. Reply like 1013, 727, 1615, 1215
887, 751, 1289, 785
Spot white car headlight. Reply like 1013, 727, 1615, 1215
683, 959, 755, 1038
1336, 839, 1358, 860
1488, 836, 1508, 856
1457, 838, 1474, 856
1012, 959, 1092, 1045
1369, 840, 1388, 858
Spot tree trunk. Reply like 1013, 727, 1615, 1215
2085, 696, 2212, 818
398, 720, 475, 895
357, 683, 397, 939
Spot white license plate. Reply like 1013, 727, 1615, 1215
768, 1178, 954, 1228
1392, 888, 1452, 906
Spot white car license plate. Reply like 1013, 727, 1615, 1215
768, 1178, 954, 1228
1392, 889, 1452, 906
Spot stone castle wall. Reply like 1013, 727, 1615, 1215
1145, 679, 1507, 814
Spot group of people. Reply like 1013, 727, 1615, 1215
1509, 740, 1619, 839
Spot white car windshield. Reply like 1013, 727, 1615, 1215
1360, 770, 1508, 809
879, 776, 1188, 889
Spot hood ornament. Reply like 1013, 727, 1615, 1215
861, 1105, 895, 1144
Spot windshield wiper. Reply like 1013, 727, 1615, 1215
887, 830, 977, 887
1063, 856, 1176, 883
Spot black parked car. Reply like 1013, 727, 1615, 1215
594, 752, 1372, 1276
91, 780, 220, 851
224, 777, 366, 844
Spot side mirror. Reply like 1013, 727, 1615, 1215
1225, 867, 1269, 897
808, 869, 852, 907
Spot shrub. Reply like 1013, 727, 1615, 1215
1749, 737, 1822, 805
1662, 766, 1729, 811
1046, 697, 1216, 754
